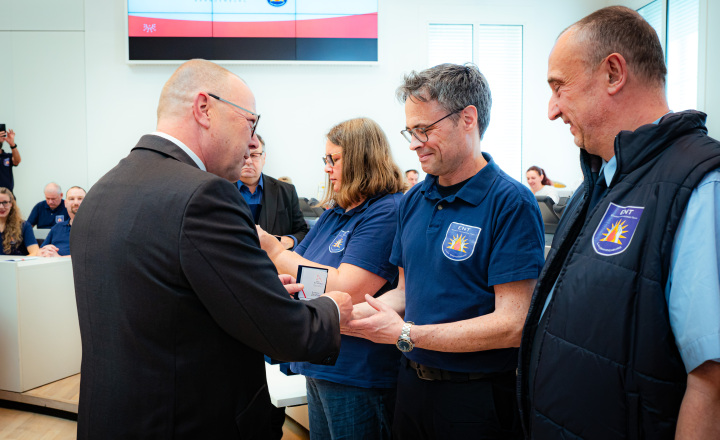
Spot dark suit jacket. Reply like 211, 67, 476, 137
71, 135, 340, 440
256, 174, 309, 246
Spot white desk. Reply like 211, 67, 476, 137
265, 363, 307, 408
0, 256, 81, 392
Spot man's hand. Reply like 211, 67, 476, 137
342, 294, 404, 344
38, 244, 60, 257
0, 129, 15, 146
279, 235, 294, 250
323, 291, 353, 326
278, 274, 303, 297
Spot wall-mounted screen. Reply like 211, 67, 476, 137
128, 0, 378, 62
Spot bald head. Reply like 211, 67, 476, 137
44, 182, 61, 195
154, 59, 260, 182
44, 182, 63, 209
157, 59, 241, 122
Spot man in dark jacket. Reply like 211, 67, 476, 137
518, 6, 720, 440
235, 134, 309, 250
71, 59, 353, 440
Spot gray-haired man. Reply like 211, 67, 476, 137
344, 63, 544, 439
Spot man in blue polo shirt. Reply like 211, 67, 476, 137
39, 186, 85, 257
27, 182, 70, 229
344, 64, 545, 439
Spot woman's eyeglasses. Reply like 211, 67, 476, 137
322, 151, 342, 166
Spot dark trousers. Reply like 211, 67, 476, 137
392, 358, 521, 440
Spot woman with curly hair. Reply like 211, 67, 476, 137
0, 187, 38, 255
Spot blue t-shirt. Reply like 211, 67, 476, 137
0, 221, 37, 255
291, 192, 403, 388
391, 153, 545, 373
27, 200, 69, 229
44, 220, 72, 255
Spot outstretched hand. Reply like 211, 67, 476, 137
341, 294, 405, 344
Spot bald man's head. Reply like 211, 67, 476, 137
157, 59, 240, 122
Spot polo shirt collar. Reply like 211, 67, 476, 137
331, 191, 386, 217
421, 152, 498, 206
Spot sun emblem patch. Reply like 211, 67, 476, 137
329, 230, 350, 253
592, 203, 644, 256
441, 222, 481, 261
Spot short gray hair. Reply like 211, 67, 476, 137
44, 182, 62, 195
396, 63, 492, 139
569, 6, 666, 86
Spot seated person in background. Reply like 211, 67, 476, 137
38, 186, 85, 257
257, 118, 405, 440
277, 175, 293, 184
236, 134, 309, 249
0, 187, 38, 256
27, 182, 70, 229
527, 165, 560, 204
405, 169, 419, 191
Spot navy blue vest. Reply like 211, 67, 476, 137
518, 111, 720, 439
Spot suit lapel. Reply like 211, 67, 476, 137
260, 174, 278, 230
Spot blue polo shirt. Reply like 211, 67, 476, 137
291, 192, 403, 388
27, 200, 69, 229
236, 175, 263, 223
391, 153, 545, 373
44, 220, 72, 255
0, 221, 37, 255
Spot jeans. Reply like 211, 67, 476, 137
306, 377, 396, 440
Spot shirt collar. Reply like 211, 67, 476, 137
237, 174, 264, 192
151, 131, 206, 171
601, 112, 670, 186
331, 191, 386, 217
421, 152, 498, 205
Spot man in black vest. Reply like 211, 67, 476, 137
518, 6, 720, 440
235, 134, 309, 250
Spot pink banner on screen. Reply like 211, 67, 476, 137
129, 13, 377, 39
295, 13, 377, 38
129, 16, 212, 37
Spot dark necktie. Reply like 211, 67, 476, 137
588, 173, 608, 211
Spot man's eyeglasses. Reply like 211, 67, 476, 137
208, 93, 261, 137
400, 111, 460, 143
322, 151, 342, 166
249, 152, 265, 161
0, 201, 11, 207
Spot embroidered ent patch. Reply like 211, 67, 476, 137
441, 222, 481, 261
592, 203, 644, 256
328, 230, 350, 253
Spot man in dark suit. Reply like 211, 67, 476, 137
71, 59, 352, 440
236, 134, 309, 250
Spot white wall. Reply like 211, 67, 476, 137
20, 0, 720, 217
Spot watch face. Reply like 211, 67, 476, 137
396, 338, 413, 352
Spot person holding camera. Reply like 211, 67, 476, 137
0, 127, 21, 192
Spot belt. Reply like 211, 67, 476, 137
404, 357, 511, 382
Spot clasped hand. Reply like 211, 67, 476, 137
341, 294, 405, 345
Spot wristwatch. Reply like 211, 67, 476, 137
396, 321, 415, 352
